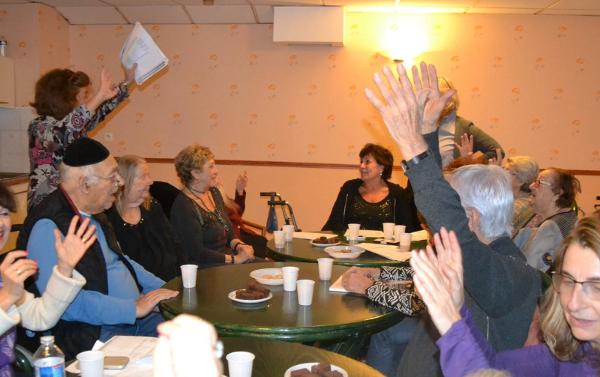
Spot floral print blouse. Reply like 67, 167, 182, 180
27, 86, 128, 210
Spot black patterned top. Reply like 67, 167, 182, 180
366, 266, 425, 316
27, 86, 129, 210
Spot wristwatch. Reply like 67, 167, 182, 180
401, 150, 429, 172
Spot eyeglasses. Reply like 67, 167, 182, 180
551, 271, 600, 300
533, 178, 552, 187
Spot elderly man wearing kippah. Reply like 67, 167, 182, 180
17, 138, 178, 359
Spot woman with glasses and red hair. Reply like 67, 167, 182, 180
411, 217, 600, 377
514, 168, 581, 271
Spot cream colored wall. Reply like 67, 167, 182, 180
2, 6, 600, 230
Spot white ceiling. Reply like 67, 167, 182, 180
0, 0, 598, 24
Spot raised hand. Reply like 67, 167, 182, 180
488, 148, 504, 166
136, 288, 179, 318
432, 227, 464, 310
455, 133, 474, 157
54, 216, 97, 278
411, 62, 455, 134
235, 171, 248, 196
0, 250, 38, 311
97, 69, 119, 101
410, 248, 461, 335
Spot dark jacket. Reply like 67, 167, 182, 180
16, 188, 138, 360
322, 179, 421, 232
396, 132, 540, 377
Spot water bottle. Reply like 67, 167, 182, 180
33, 336, 65, 377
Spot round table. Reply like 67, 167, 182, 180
222, 337, 383, 377
160, 262, 402, 350
266, 237, 427, 267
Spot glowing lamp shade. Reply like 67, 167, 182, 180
380, 16, 429, 67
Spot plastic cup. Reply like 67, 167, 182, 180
180, 264, 198, 288
226, 351, 255, 377
398, 233, 412, 247
317, 258, 334, 280
282, 225, 295, 242
273, 230, 285, 248
297, 279, 315, 306
282, 266, 299, 291
77, 350, 104, 377
394, 225, 406, 242
347, 223, 360, 240
383, 222, 395, 240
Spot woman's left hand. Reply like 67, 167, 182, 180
237, 244, 255, 262
341, 267, 375, 294
54, 216, 97, 278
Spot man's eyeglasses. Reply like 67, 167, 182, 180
551, 271, 600, 300
93, 173, 121, 184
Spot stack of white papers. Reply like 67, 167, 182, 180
120, 22, 168, 85
357, 243, 412, 261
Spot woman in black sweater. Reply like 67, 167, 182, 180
322, 143, 421, 232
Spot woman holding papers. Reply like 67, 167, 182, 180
27, 64, 136, 210
321, 143, 420, 232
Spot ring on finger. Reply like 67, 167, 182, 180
16, 269, 22, 276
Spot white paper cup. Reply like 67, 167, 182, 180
180, 264, 198, 288
282, 266, 299, 291
317, 258, 334, 281
77, 350, 104, 377
347, 223, 360, 240
383, 222, 395, 240
282, 224, 295, 242
226, 351, 255, 377
297, 279, 315, 306
273, 230, 285, 248
398, 233, 412, 247
394, 225, 406, 241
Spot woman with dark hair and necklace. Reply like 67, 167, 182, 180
170, 144, 255, 268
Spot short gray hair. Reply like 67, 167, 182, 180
448, 164, 513, 240
503, 156, 539, 193
59, 162, 100, 186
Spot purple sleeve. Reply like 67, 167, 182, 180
438, 306, 558, 377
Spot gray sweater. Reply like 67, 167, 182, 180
396, 132, 541, 377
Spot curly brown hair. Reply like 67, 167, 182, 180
174, 144, 215, 187
546, 168, 581, 209
359, 143, 393, 181
30, 69, 91, 120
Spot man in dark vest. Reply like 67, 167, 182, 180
18, 138, 178, 359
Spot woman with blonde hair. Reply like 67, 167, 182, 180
106, 155, 185, 281
170, 145, 254, 267
411, 219, 600, 377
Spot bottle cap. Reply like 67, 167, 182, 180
40, 335, 55, 345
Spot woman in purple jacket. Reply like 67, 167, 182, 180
411, 221, 600, 377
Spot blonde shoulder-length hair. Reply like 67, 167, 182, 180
115, 155, 152, 211
541, 216, 600, 361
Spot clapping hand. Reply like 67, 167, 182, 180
410, 227, 464, 335
364, 62, 454, 160
54, 216, 97, 278
235, 171, 248, 196
0, 251, 38, 311
456, 133, 474, 157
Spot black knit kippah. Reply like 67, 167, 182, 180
63, 137, 110, 167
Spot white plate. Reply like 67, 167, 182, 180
249, 268, 284, 286
324, 245, 365, 259
228, 290, 272, 304
310, 239, 341, 247
284, 363, 348, 377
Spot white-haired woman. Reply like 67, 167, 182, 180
502, 156, 539, 236
412, 218, 600, 376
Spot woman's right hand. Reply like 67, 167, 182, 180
0, 251, 38, 311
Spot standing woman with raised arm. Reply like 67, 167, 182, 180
28, 64, 136, 210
